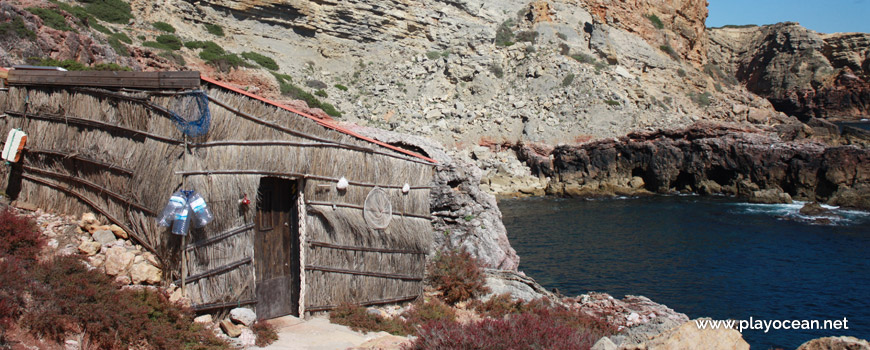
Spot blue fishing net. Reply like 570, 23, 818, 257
170, 90, 211, 137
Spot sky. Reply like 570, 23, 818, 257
706, 0, 870, 34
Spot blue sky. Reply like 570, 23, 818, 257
706, 0, 870, 33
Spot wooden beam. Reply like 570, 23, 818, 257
305, 265, 423, 281
174, 257, 252, 285
7, 70, 200, 89
305, 295, 420, 312
308, 241, 427, 255
193, 299, 257, 312
186, 223, 255, 252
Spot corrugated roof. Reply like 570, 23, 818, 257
201, 75, 437, 164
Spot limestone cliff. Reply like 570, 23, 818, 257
708, 23, 870, 120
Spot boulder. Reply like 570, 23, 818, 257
236, 328, 256, 347
748, 189, 793, 204
796, 336, 870, 350
621, 318, 749, 350
88, 254, 106, 268
129, 262, 162, 285
104, 246, 135, 276
79, 212, 98, 231
220, 319, 242, 338
114, 275, 132, 285
592, 337, 618, 350
483, 269, 558, 302
799, 202, 832, 216
92, 229, 116, 246
78, 241, 102, 256
229, 307, 257, 326
194, 314, 214, 324
108, 224, 128, 239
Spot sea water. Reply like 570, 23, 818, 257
501, 195, 870, 349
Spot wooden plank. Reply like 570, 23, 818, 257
7, 70, 200, 89
174, 257, 252, 285
186, 223, 255, 252
305, 265, 423, 281
193, 299, 257, 312
5, 110, 184, 144
306, 295, 420, 312
308, 241, 427, 255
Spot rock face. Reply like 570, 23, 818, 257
796, 336, 870, 350
580, 0, 709, 65
519, 122, 870, 209
709, 23, 870, 120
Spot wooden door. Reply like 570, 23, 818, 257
255, 177, 300, 319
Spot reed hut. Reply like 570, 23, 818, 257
0, 68, 435, 318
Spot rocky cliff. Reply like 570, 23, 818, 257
518, 121, 870, 209
709, 23, 870, 120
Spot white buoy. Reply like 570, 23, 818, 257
402, 183, 410, 194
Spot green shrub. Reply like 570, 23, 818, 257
647, 14, 664, 29
559, 43, 570, 55
334, 84, 348, 91
571, 53, 596, 64
92, 62, 131, 71
677, 68, 686, 77
490, 64, 504, 78
605, 99, 621, 106
186, 40, 245, 71
495, 19, 515, 47
160, 51, 186, 66
83, 0, 133, 24
0, 16, 36, 40
314, 89, 328, 98
90, 20, 111, 34
556, 32, 567, 41
689, 91, 712, 107
204, 23, 224, 37
561, 73, 575, 87
111, 32, 131, 44
515, 30, 539, 44
703, 63, 738, 85
660, 45, 680, 60
107, 36, 128, 56
27, 7, 73, 31
152, 21, 175, 33
272, 73, 342, 117
426, 51, 442, 60
720, 24, 758, 29
428, 248, 490, 305
241, 51, 279, 70
329, 303, 406, 335
155, 34, 182, 50
470, 293, 527, 319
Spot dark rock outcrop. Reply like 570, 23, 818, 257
708, 23, 870, 120
519, 122, 870, 209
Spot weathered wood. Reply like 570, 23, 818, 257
305, 265, 423, 281
5, 110, 183, 144
186, 223, 255, 252
174, 257, 252, 285
193, 299, 258, 312
7, 70, 200, 89
22, 165, 156, 215
308, 241, 427, 255
306, 201, 433, 220
305, 295, 420, 312
25, 148, 134, 176
177, 169, 431, 191
20, 174, 160, 262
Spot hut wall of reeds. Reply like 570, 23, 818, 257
0, 70, 434, 316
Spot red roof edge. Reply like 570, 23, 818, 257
200, 75, 437, 164
0, 67, 8, 72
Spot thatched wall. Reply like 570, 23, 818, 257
0, 79, 434, 314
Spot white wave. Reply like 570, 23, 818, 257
729, 201, 869, 226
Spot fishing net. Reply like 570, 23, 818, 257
169, 90, 211, 137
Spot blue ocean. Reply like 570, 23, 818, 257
501, 195, 870, 349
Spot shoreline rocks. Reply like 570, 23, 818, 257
515, 122, 870, 210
